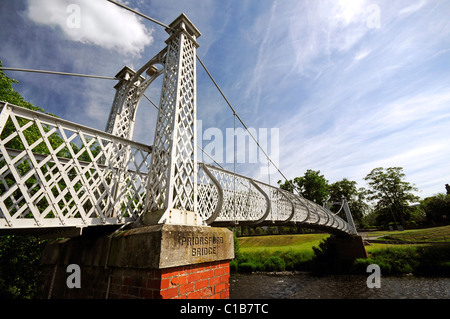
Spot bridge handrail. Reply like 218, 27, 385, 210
0, 101, 152, 229
0, 101, 356, 235
0, 102, 152, 152
198, 163, 356, 235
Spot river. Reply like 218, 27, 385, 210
229, 272, 450, 299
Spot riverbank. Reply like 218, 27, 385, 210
233, 226, 450, 276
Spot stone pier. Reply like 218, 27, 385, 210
329, 234, 368, 261
40, 224, 234, 299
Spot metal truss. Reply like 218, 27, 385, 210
144, 14, 201, 225
0, 13, 357, 236
0, 101, 151, 230
197, 164, 357, 235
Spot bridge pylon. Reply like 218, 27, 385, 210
139, 14, 202, 226
39, 13, 234, 300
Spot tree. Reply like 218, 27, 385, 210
421, 193, 450, 225
0, 61, 50, 298
329, 178, 368, 226
278, 170, 330, 204
278, 179, 294, 193
293, 169, 329, 205
0, 61, 45, 112
364, 167, 419, 227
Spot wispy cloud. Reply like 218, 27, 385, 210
399, 0, 427, 15
354, 49, 371, 61
26, 0, 154, 56
2, 0, 449, 199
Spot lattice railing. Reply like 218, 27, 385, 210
0, 101, 151, 229
0, 101, 355, 235
197, 164, 356, 234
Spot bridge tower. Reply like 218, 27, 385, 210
144, 14, 201, 226
40, 14, 234, 300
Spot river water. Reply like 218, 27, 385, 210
229, 272, 450, 299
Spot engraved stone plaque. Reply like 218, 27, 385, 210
108, 224, 234, 269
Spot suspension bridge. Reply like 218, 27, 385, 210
0, 5, 366, 299
0, 9, 357, 237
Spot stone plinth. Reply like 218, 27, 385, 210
40, 225, 234, 299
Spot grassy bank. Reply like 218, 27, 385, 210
233, 226, 450, 275
239, 233, 329, 253
354, 243, 450, 275
233, 233, 329, 272
364, 225, 450, 243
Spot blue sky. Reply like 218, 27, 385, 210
1, 0, 450, 200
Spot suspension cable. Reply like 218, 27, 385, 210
142, 94, 160, 111
9, 1, 297, 197
0, 67, 116, 80
106, 0, 174, 31
196, 55, 292, 184
107, 0, 292, 187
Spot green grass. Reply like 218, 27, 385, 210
234, 233, 330, 272
238, 233, 329, 254
233, 226, 450, 275
364, 225, 450, 243
354, 243, 450, 275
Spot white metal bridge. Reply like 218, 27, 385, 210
0, 11, 357, 237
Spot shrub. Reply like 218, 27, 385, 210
239, 262, 257, 273
229, 260, 238, 272
263, 256, 286, 272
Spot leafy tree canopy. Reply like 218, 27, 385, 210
364, 167, 419, 226
0, 61, 44, 112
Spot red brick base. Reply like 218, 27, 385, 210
40, 225, 234, 299
107, 260, 230, 299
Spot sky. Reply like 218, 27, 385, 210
1, 0, 449, 200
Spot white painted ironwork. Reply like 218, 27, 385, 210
0, 101, 151, 229
144, 14, 201, 225
0, 13, 358, 236
197, 164, 356, 234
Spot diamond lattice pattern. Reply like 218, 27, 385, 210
0, 103, 151, 228
148, 31, 197, 213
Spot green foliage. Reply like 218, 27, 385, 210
235, 230, 450, 276
233, 229, 242, 260
0, 235, 47, 298
353, 244, 450, 276
279, 250, 306, 270
263, 256, 285, 272
237, 262, 256, 273
364, 167, 419, 226
277, 166, 442, 228
421, 193, 450, 225
0, 63, 56, 298
294, 170, 329, 205
0, 61, 44, 112
229, 260, 239, 272
329, 178, 368, 226
233, 248, 313, 273
278, 169, 329, 204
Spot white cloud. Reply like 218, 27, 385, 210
26, 0, 153, 56
335, 0, 367, 25
354, 49, 371, 61
399, 0, 427, 15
